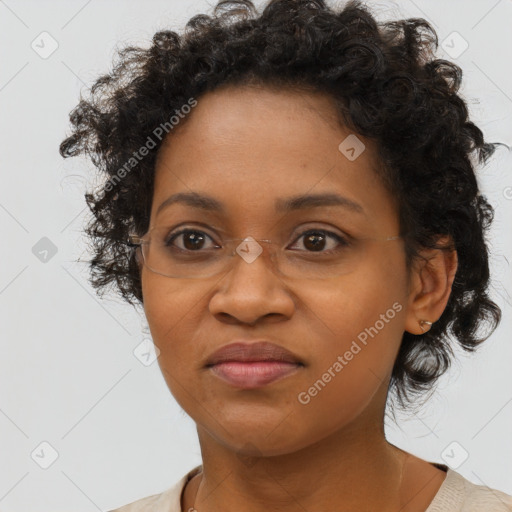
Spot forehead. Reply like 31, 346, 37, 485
151, 85, 399, 232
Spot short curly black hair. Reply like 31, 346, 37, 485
60, 0, 502, 412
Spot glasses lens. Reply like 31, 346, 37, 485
143, 226, 230, 278
141, 226, 398, 279
273, 236, 366, 279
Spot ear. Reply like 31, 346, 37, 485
134, 245, 144, 271
404, 236, 458, 335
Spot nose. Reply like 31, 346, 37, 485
208, 243, 296, 325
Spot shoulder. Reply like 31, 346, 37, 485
429, 468, 512, 512
106, 465, 202, 512
107, 490, 166, 512
460, 474, 512, 511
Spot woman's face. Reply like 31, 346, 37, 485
141, 85, 413, 456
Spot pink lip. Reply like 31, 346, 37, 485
209, 361, 302, 389
205, 341, 304, 389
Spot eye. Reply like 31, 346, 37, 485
288, 229, 350, 253
165, 229, 219, 251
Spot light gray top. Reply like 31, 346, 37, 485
108, 463, 512, 512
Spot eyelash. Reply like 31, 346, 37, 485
165, 227, 351, 254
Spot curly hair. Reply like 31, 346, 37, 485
59, 0, 502, 413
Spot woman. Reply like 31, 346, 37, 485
59, 0, 512, 510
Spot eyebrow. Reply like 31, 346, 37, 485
156, 191, 365, 215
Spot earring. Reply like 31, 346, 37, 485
419, 320, 433, 333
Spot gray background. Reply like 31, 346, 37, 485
1, 0, 511, 510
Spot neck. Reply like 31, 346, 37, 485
186, 418, 412, 512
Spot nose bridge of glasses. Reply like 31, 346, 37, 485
231, 236, 276, 268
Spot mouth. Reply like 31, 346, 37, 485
205, 341, 304, 389
208, 361, 303, 389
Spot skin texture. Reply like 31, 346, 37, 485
139, 84, 458, 512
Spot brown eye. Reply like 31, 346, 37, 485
166, 229, 217, 251
289, 229, 350, 253
302, 232, 326, 251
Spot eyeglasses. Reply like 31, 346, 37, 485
126, 225, 403, 280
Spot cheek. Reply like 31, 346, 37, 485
302, 296, 405, 402
293, 255, 408, 413
304, 246, 408, 345
141, 271, 204, 374
280, 299, 405, 450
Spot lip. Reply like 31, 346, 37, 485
205, 341, 304, 389
205, 341, 303, 366
209, 361, 302, 389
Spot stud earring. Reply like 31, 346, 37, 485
419, 320, 433, 333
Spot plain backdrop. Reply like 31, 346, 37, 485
1, 0, 511, 510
